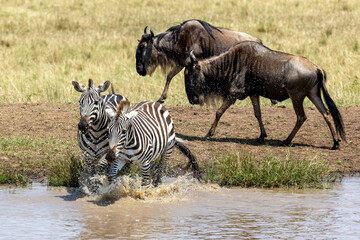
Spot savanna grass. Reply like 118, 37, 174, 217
0, 135, 81, 185
0, 162, 28, 186
205, 151, 338, 188
48, 154, 83, 187
0, 0, 359, 105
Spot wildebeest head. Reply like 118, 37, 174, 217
184, 51, 207, 105
136, 26, 155, 76
72, 79, 110, 134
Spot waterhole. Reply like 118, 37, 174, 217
0, 177, 359, 239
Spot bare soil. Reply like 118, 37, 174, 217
1, 103, 359, 177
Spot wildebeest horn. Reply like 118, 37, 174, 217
144, 26, 148, 34
190, 50, 197, 63
150, 27, 154, 38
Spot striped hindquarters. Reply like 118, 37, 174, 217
115, 101, 175, 164
135, 101, 175, 148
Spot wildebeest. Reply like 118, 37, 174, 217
135, 19, 262, 103
184, 41, 345, 150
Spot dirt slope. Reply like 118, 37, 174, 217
0, 103, 359, 175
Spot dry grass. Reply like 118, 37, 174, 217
0, 0, 359, 105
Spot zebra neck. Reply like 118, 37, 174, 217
90, 108, 109, 132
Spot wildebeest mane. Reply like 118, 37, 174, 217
155, 19, 222, 42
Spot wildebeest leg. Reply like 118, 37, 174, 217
158, 65, 184, 103
205, 97, 236, 140
283, 94, 307, 145
307, 91, 340, 150
249, 95, 267, 142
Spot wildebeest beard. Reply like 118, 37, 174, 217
185, 80, 224, 108
136, 43, 178, 77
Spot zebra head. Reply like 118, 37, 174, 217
106, 100, 134, 163
72, 79, 111, 134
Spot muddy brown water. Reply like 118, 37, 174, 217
0, 177, 359, 239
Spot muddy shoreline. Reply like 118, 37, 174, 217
1, 103, 359, 180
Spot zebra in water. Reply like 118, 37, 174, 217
105, 100, 202, 187
72, 79, 127, 176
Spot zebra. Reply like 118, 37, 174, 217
72, 79, 127, 176
105, 100, 202, 187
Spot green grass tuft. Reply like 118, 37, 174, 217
0, 162, 29, 186
48, 153, 83, 187
205, 151, 337, 189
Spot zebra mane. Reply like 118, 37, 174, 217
116, 100, 131, 117
88, 78, 94, 88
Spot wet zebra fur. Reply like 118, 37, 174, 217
72, 79, 127, 176
105, 100, 201, 187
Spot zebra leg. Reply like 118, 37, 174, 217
107, 159, 127, 184
139, 158, 154, 187
84, 152, 96, 176
154, 144, 174, 186
96, 155, 108, 175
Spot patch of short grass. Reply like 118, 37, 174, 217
48, 154, 83, 187
0, 135, 81, 185
0, 163, 28, 186
205, 151, 337, 189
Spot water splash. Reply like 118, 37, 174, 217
87, 174, 221, 203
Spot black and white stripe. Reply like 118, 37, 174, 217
106, 100, 201, 187
72, 79, 126, 176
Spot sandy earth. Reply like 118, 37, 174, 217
0, 103, 359, 176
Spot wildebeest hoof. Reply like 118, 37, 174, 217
255, 137, 265, 143
282, 140, 291, 146
331, 141, 340, 150
194, 170, 203, 182
203, 133, 213, 141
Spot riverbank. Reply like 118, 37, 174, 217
1, 104, 359, 185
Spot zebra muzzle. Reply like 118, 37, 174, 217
78, 116, 90, 134
105, 148, 116, 163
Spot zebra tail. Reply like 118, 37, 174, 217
317, 69, 346, 141
174, 137, 202, 182
110, 83, 115, 94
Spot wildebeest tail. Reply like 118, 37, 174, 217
174, 137, 202, 181
317, 69, 346, 141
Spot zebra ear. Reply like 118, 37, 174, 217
72, 81, 86, 92
116, 100, 131, 116
98, 81, 111, 93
